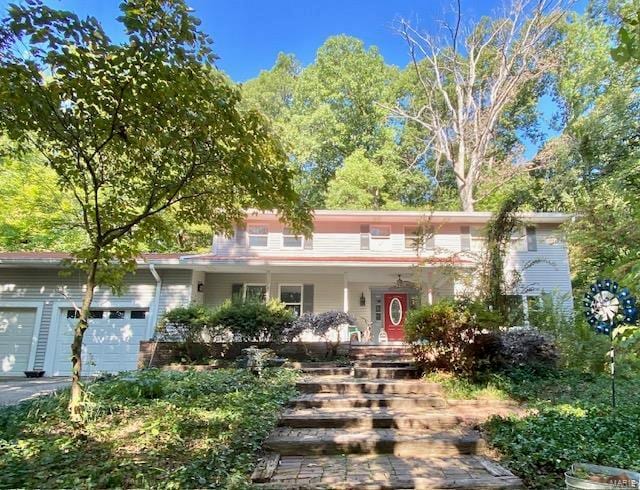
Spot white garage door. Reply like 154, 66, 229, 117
0, 308, 36, 376
51, 308, 149, 376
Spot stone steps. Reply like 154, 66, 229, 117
288, 393, 447, 410
353, 366, 419, 380
265, 428, 487, 457
354, 360, 415, 368
296, 379, 442, 395
298, 366, 352, 376
279, 408, 493, 430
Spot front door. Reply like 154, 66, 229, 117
383, 293, 407, 341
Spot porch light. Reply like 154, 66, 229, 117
360, 292, 366, 307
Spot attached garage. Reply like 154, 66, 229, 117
0, 306, 41, 376
47, 307, 150, 376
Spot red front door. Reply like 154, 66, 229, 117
384, 293, 407, 341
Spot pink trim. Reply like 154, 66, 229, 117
185, 255, 470, 265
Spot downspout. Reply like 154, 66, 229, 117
147, 264, 162, 368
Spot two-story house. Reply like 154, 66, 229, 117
0, 210, 573, 376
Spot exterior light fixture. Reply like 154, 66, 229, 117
360, 292, 366, 307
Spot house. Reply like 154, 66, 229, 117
0, 210, 573, 377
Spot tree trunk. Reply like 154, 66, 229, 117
457, 178, 475, 212
68, 259, 98, 421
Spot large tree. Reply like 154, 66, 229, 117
0, 0, 310, 418
390, 0, 566, 211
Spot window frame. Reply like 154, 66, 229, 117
526, 226, 538, 252
281, 226, 304, 249
370, 225, 391, 240
278, 283, 304, 316
247, 224, 269, 248
404, 225, 435, 250
243, 283, 268, 302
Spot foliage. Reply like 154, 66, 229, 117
0, 368, 298, 489
498, 327, 559, 373
211, 299, 296, 342
157, 303, 215, 361
293, 310, 356, 357
238, 347, 278, 377
611, 1, 640, 63
405, 300, 503, 376
0, 0, 310, 413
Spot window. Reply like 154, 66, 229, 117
282, 227, 303, 248
510, 228, 527, 252
370, 225, 390, 239
109, 310, 125, 319
404, 225, 435, 250
66, 309, 80, 319
131, 310, 148, 319
66, 310, 104, 319
245, 284, 267, 302
526, 226, 538, 251
460, 226, 471, 251
360, 224, 370, 250
374, 295, 382, 321
279, 284, 303, 317
247, 225, 268, 248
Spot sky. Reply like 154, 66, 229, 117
1, 0, 587, 156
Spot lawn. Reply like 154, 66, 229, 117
428, 369, 640, 489
0, 368, 298, 489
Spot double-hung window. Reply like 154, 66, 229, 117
247, 225, 268, 248
369, 225, 391, 251
279, 284, 303, 317
404, 225, 435, 250
282, 227, 303, 248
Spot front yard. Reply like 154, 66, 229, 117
429, 369, 640, 489
0, 368, 298, 489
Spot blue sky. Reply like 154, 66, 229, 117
1, 0, 586, 156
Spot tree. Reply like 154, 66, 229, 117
0, 0, 310, 418
390, 0, 566, 211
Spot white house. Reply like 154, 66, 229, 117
0, 210, 573, 376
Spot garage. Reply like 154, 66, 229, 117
0, 307, 37, 376
49, 308, 149, 376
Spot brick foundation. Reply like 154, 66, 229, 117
137, 341, 350, 369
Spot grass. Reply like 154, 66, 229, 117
432, 368, 640, 490
0, 368, 298, 489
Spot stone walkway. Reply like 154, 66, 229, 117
253, 344, 523, 489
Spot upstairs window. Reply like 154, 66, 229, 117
460, 226, 471, 251
247, 225, 268, 248
370, 225, 390, 239
526, 226, 538, 251
282, 227, 303, 248
404, 225, 435, 250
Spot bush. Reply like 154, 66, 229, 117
498, 327, 558, 373
293, 310, 356, 358
211, 299, 295, 342
405, 300, 502, 376
157, 303, 214, 361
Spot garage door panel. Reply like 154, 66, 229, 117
51, 310, 147, 376
0, 308, 36, 375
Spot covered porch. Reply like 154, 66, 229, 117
189, 262, 468, 343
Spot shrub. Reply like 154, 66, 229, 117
210, 299, 295, 342
405, 300, 502, 376
293, 310, 356, 358
157, 303, 215, 361
498, 327, 558, 373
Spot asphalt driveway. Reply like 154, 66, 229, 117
0, 378, 70, 406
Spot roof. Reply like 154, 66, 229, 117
247, 209, 572, 224
0, 251, 184, 266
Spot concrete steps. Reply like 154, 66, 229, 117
298, 366, 352, 376
296, 379, 442, 395
353, 366, 419, 380
265, 428, 486, 457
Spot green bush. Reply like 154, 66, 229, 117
211, 299, 295, 342
157, 303, 216, 361
405, 300, 502, 376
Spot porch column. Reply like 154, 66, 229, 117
266, 270, 272, 300
522, 294, 530, 327
343, 273, 349, 312
427, 288, 434, 305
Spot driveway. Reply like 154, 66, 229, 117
0, 378, 71, 406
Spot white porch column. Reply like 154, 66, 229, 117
522, 294, 530, 327
427, 288, 434, 305
266, 270, 272, 300
343, 273, 349, 312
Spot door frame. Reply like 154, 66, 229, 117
0, 301, 45, 372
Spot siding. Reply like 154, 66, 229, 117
0, 267, 192, 369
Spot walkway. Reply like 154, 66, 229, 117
253, 344, 523, 489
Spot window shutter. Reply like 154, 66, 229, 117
304, 234, 313, 250
231, 283, 243, 302
235, 224, 246, 246
303, 284, 314, 313
526, 226, 537, 251
360, 224, 370, 250
460, 226, 471, 251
